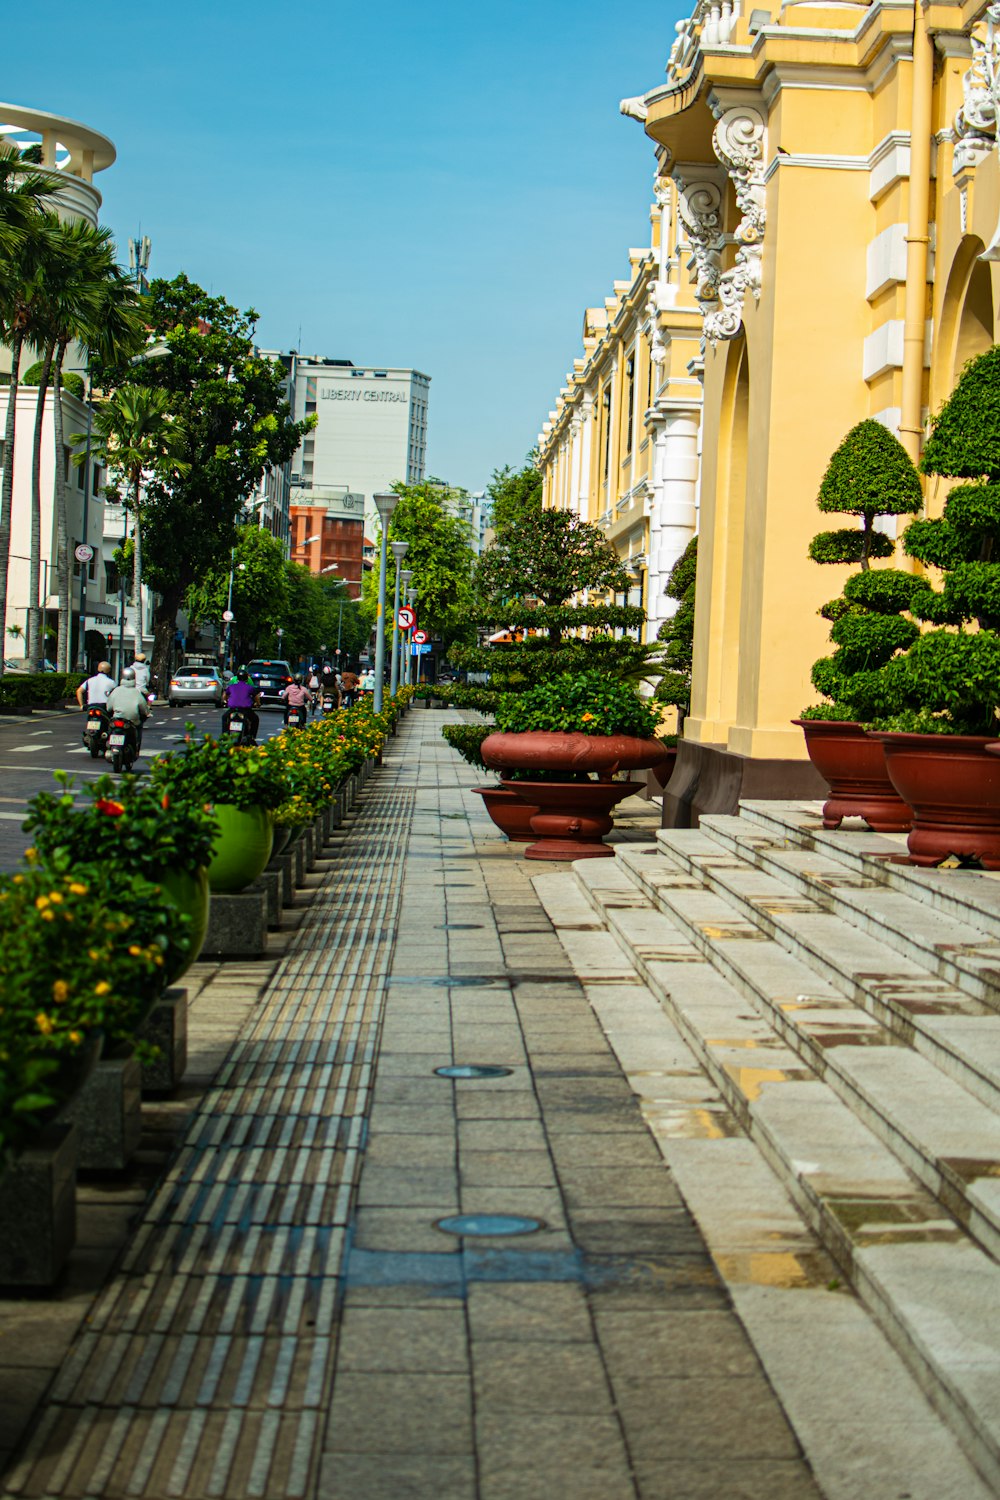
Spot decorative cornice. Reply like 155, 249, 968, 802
703, 101, 767, 344
953, 4, 1000, 174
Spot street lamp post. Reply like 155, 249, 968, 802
75, 361, 94, 672
399, 568, 413, 687
405, 586, 417, 687
389, 540, 409, 697
372, 492, 398, 713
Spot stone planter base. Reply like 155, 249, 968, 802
202, 888, 268, 958
138, 987, 188, 1093
505, 779, 642, 860
0, 1122, 77, 1286
252, 869, 282, 928
59, 1053, 141, 1171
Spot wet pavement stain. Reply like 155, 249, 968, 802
643, 1104, 743, 1140
938, 1156, 1000, 1182
722, 1064, 813, 1100
810, 1029, 901, 1049
713, 1249, 836, 1289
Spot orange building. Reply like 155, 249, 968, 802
289, 488, 366, 599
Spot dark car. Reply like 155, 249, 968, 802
245, 658, 294, 708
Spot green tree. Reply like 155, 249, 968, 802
810, 418, 922, 571
0, 141, 55, 257
72, 386, 189, 654
362, 482, 476, 650
185, 524, 288, 663
95, 275, 312, 688
486, 457, 542, 535
476, 508, 630, 642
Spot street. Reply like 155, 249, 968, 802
0, 702, 293, 873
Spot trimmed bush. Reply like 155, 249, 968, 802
0, 673, 84, 709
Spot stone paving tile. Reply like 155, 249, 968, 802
316, 1451, 478, 1499
324, 1371, 474, 1454
335, 1307, 469, 1373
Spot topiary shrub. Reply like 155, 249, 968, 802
653, 536, 696, 724
873, 344, 1000, 734
802, 420, 922, 720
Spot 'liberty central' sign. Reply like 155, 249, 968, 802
322, 388, 406, 404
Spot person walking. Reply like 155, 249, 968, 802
75, 660, 116, 710
106, 666, 151, 752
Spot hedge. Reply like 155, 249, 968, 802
0, 673, 84, 708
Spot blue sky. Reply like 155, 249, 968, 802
5, 1, 679, 491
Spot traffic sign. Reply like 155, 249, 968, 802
397, 605, 416, 630
74, 543, 94, 563
222, 609, 234, 622
411, 643, 432, 656
412, 628, 429, 645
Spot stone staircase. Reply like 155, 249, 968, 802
533, 801, 1000, 1500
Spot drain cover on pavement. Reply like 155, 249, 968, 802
434, 1064, 513, 1079
436, 1214, 543, 1237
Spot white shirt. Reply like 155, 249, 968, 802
132, 662, 150, 693
84, 671, 116, 705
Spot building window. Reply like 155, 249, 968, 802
625, 354, 635, 456
601, 385, 612, 483
105, 561, 119, 595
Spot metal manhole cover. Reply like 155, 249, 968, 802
436, 1214, 543, 1237
434, 1064, 513, 1079
435, 923, 485, 930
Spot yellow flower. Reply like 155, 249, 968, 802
52, 980, 70, 1003
93, 981, 111, 997
128, 945, 142, 956
24, 847, 37, 862
35, 1013, 54, 1035
48, 892, 64, 904
69, 882, 89, 896
581, 712, 595, 723
35, 895, 50, 910
69, 1031, 83, 1045
40, 910, 55, 922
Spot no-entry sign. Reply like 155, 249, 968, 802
397, 605, 416, 630
412, 628, 429, 645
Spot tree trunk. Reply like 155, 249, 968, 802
151, 582, 183, 697
52, 343, 71, 671
27, 343, 56, 673
0, 330, 25, 675
132, 471, 143, 655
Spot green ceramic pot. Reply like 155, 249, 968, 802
156, 865, 210, 980
206, 803, 274, 893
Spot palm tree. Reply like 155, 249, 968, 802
24, 218, 142, 668
72, 386, 188, 657
0, 140, 55, 257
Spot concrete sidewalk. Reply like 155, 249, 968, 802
3, 710, 820, 1499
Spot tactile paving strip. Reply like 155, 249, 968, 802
6, 764, 416, 1500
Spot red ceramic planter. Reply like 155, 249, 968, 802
871, 733, 1000, 867
481, 731, 670, 781
793, 720, 911, 832
471, 785, 539, 842
503, 778, 642, 860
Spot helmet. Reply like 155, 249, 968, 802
295, 673, 304, 684
97, 660, 111, 674
237, 670, 249, 682
122, 666, 135, 681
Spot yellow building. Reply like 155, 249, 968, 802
537, 187, 703, 642
540, 0, 1000, 815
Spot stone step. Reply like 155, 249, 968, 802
648, 825, 1000, 1113
556, 860, 1000, 1492
701, 811, 1000, 1016
607, 844, 1000, 1264
738, 799, 1000, 945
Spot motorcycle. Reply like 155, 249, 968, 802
321, 693, 338, 714
82, 704, 109, 759
223, 708, 255, 746
284, 704, 307, 730
105, 716, 138, 773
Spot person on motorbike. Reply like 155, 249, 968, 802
76, 660, 116, 710
106, 666, 151, 753
340, 668, 359, 708
131, 653, 151, 696
223, 669, 261, 742
281, 673, 313, 725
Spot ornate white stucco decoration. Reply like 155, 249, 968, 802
953, 5, 1000, 173
675, 177, 725, 314
619, 96, 649, 122
704, 103, 767, 343
667, 0, 743, 87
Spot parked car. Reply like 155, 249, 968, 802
4, 659, 57, 673
245, 658, 294, 708
167, 666, 225, 706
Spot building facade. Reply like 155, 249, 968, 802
289, 488, 366, 599
0, 102, 116, 667
539, 0, 1000, 808
537, 200, 703, 641
289, 357, 430, 539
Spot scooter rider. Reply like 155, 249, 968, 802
281, 673, 313, 724
76, 660, 116, 710
223, 669, 261, 742
106, 666, 151, 753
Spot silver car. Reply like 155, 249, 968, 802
167, 666, 225, 706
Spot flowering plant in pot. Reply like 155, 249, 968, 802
795, 419, 923, 830
864, 346, 1000, 865
0, 863, 181, 1163
151, 734, 289, 892
482, 671, 667, 859
441, 721, 541, 841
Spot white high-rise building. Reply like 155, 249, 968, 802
288, 357, 430, 537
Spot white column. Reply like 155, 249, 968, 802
647, 403, 701, 639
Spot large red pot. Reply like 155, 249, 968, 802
792, 720, 911, 832
871, 733, 1000, 867
471, 785, 539, 842
482, 731, 669, 782
504, 778, 642, 860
